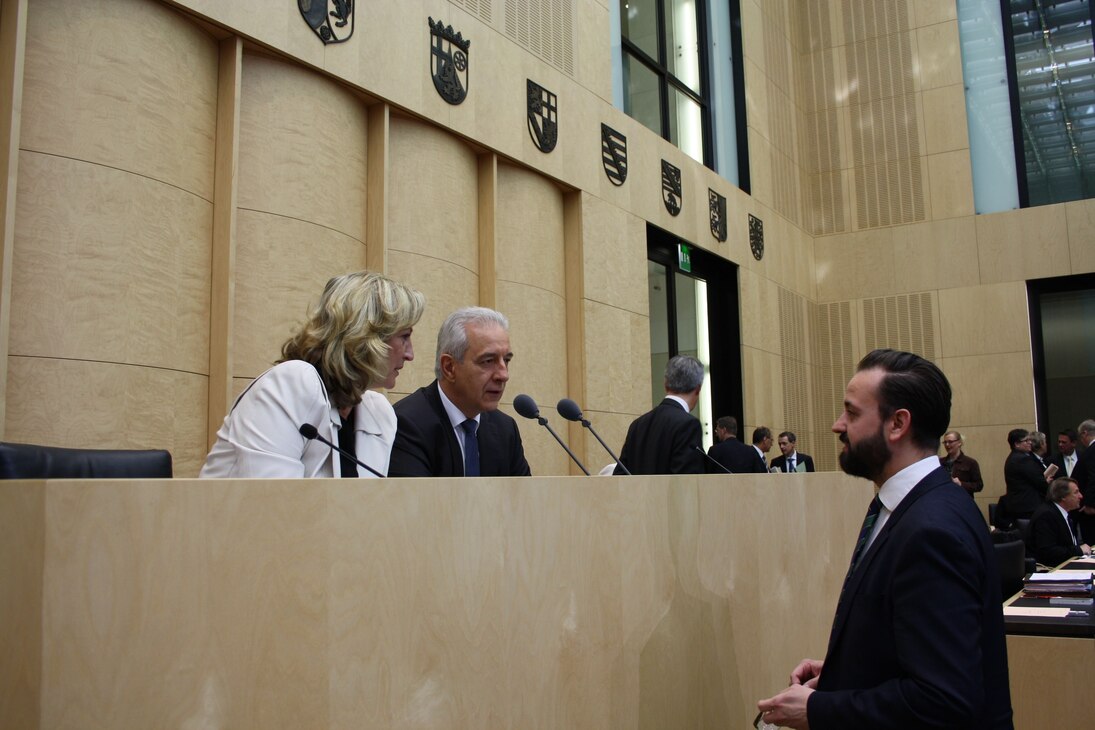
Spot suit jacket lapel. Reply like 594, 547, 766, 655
826, 468, 946, 653
426, 381, 464, 476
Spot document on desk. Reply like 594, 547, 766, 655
1026, 570, 1095, 581
1003, 606, 1071, 618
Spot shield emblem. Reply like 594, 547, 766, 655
298, 0, 354, 44
429, 17, 469, 105
709, 189, 727, 242
749, 214, 765, 260
601, 124, 627, 186
661, 160, 681, 216
527, 79, 558, 153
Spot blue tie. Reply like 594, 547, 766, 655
840, 496, 882, 598
460, 419, 480, 477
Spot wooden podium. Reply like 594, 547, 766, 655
0, 474, 1078, 728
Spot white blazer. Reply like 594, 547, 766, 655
200, 360, 396, 478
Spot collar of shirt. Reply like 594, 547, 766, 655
866, 455, 941, 550
437, 382, 480, 459
664, 394, 689, 411
1054, 501, 1073, 523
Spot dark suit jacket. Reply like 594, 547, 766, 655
1048, 451, 1077, 478
770, 452, 815, 473
1028, 502, 1083, 567
810, 466, 1013, 729
614, 398, 703, 475
1003, 450, 1048, 518
706, 437, 766, 474
1073, 445, 1095, 539
388, 381, 531, 477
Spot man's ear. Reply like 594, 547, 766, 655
439, 353, 457, 382
888, 408, 913, 443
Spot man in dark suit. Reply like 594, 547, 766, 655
758, 349, 1012, 729
389, 307, 530, 477
614, 355, 704, 475
1003, 428, 1049, 520
1074, 420, 1095, 540
705, 416, 766, 473
1028, 477, 1091, 566
1049, 428, 1079, 478
770, 431, 815, 473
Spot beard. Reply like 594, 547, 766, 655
838, 426, 891, 483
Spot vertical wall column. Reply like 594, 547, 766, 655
477, 153, 497, 309
206, 37, 242, 447
563, 191, 587, 473
0, 0, 27, 437
365, 103, 388, 274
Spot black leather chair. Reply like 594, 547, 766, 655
993, 538, 1027, 599
0, 442, 172, 479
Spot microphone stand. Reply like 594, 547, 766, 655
538, 415, 591, 475
299, 424, 385, 477
557, 399, 631, 475
694, 444, 732, 474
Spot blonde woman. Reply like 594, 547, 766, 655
201, 271, 425, 478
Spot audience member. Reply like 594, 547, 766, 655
614, 355, 705, 475
389, 307, 530, 477
939, 430, 983, 496
752, 426, 773, 470
770, 431, 815, 473
1050, 429, 1079, 478
201, 271, 425, 478
706, 416, 766, 474
1029, 431, 1049, 467
1074, 419, 1095, 540
1028, 477, 1091, 566
757, 349, 1011, 729
1003, 428, 1049, 520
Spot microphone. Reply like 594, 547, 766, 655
556, 398, 631, 476
695, 445, 732, 474
298, 423, 384, 478
512, 394, 590, 475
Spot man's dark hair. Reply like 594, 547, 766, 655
752, 426, 772, 445
717, 416, 738, 436
1060, 428, 1079, 442
778, 431, 796, 443
856, 349, 951, 450
1007, 428, 1029, 449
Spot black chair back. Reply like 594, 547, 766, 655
993, 539, 1026, 598
0, 442, 172, 479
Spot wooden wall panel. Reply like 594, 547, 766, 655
232, 53, 368, 379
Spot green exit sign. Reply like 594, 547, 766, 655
678, 243, 692, 273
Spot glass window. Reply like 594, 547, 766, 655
618, 0, 711, 165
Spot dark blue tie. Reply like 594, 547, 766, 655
841, 496, 882, 597
460, 419, 480, 477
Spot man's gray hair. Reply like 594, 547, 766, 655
435, 306, 509, 378
664, 355, 704, 394
1080, 419, 1095, 435
1049, 477, 1077, 503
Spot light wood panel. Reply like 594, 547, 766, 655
3, 473, 873, 730
1006, 634, 1094, 728
0, 0, 27, 437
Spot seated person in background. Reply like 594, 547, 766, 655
1028, 477, 1091, 565
201, 271, 425, 478
614, 355, 705, 475
770, 431, 815, 473
706, 416, 766, 474
939, 430, 983, 496
389, 307, 530, 477
1003, 428, 1049, 520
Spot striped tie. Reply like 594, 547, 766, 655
840, 496, 882, 598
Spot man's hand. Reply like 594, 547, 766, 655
757, 684, 813, 729
789, 658, 823, 688
1082, 543, 1092, 557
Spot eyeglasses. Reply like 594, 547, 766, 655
942, 439, 960, 446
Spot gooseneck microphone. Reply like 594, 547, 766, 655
299, 423, 384, 478
694, 444, 732, 474
513, 394, 591, 475
556, 398, 631, 476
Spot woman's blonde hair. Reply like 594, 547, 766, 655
280, 271, 425, 409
